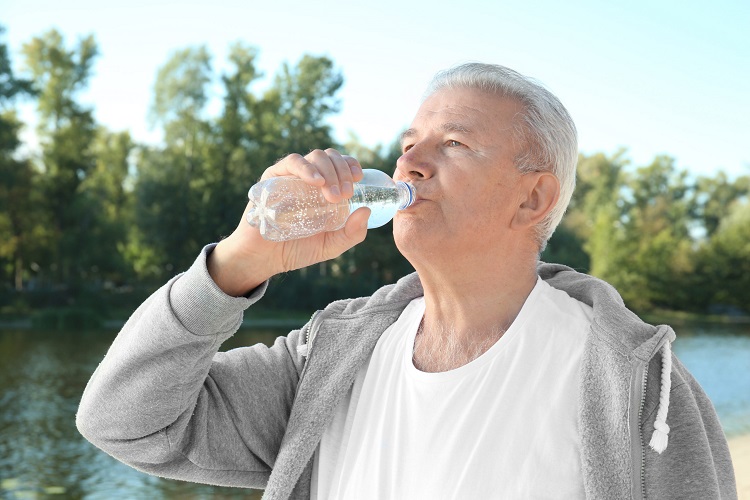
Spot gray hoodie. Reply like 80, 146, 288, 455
77, 245, 737, 499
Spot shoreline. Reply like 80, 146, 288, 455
0, 317, 306, 331
730, 433, 750, 499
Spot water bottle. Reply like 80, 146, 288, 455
246, 169, 416, 241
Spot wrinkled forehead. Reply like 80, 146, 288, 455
406, 88, 526, 140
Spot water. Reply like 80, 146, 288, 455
0, 328, 277, 499
0, 321, 748, 497
670, 320, 750, 437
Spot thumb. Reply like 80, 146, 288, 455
321, 207, 370, 258
344, 207, 371, 241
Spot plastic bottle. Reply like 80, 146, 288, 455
246, 169, 415, 242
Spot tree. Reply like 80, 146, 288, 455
545, 151, 629, 271
150, 46, 212, 146
132, 46, 214, 279
264, 55, 343, 155
697, 200, 750, 313
691, 172, 750, 238
21, 29, 99, 285
198, 42, 263, 244
79, 129, 135, 283
0, 111, 41, 290
0, 25, 38, 290
603, 156, 695, 310
0, 26, 34, 102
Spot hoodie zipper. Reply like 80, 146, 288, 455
295, 310, 325, 391
304, 310, 324, 350
638, 363, 649, 499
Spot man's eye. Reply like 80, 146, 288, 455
402, 144, 413, 153
447, 140, 462, 147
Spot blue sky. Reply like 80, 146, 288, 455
2, 0, 748, 178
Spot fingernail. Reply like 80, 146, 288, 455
330, 185, 341, 197
351, 165, 362, 177
342, 182, 352, 196
312, 172, 324, 181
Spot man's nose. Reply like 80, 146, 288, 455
395, 143, 434, 181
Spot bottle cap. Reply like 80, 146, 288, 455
397, 182, 416, 210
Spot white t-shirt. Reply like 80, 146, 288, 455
312, 278, 593, 499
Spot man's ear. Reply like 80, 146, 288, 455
511, 172, 560, 230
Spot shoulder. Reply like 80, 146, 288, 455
320, 272, 424, 318
538, 262, 667, 355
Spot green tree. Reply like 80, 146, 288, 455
696, 200, 750, 313
545, 151, 629, 271
133, 46, 214, 280
692, 172, 750, 238
0, 112, 42, 290
605, 156, 695, 310
0, 26, 37, 290
79, 129, 135, 283
21, 29, 99, 285
197, 42, 263, 244
264, 55, 343, 155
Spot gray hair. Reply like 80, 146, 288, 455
424, 63, 578, 249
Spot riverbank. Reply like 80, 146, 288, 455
731, 433, 750, 499
0, 317, 306, 331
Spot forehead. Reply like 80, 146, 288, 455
406, 87, 524, 138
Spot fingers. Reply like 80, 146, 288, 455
343, 155, 364, 181
307, 149, 351, 201
260, 153, 325, 184
260, 149, 363, 203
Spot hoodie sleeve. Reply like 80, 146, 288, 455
642, 354, 738, 499
76, 244, 308, 489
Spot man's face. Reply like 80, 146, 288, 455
392, 87, 530, 262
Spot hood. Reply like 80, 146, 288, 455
537, 262, 675, 357
537, 262, 676, 453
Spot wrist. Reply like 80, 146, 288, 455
207, 236, 277, 297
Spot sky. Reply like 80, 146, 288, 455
2, 0, 749, 179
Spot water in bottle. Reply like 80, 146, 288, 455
246, 169, 415, 241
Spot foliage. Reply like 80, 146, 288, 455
2, 24, 749, 317
21, 29, 99, 286
0, 27, 39, 291
695, 201, 750, 313
546, 150, 750, 313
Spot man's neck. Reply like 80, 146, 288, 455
412, 253, 538, 372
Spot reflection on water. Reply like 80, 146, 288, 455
0, 328, 274, 499
0, 321, 748, 497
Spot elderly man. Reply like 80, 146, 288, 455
77, 63, 736, 499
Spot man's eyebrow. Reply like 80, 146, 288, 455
440, 122, 471, 135
399, 123, 471, 145
399, 128, 416, 145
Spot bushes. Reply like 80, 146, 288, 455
30, 307, 103, 330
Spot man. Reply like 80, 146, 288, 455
77, 63, 736, 499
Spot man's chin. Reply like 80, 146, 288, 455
394, 225, 443, 261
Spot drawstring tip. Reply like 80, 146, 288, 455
649, 339, 673, 454
649, 421, 670, 454
297, 343, 309, 358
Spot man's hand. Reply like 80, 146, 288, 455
207, 149, 370, 297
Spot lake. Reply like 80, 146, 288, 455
1, 320, 748, 498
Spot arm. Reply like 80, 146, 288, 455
76, 245, 305, 487
77, 149, 370, 487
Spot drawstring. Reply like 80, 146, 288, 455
649, 340, 672, 454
